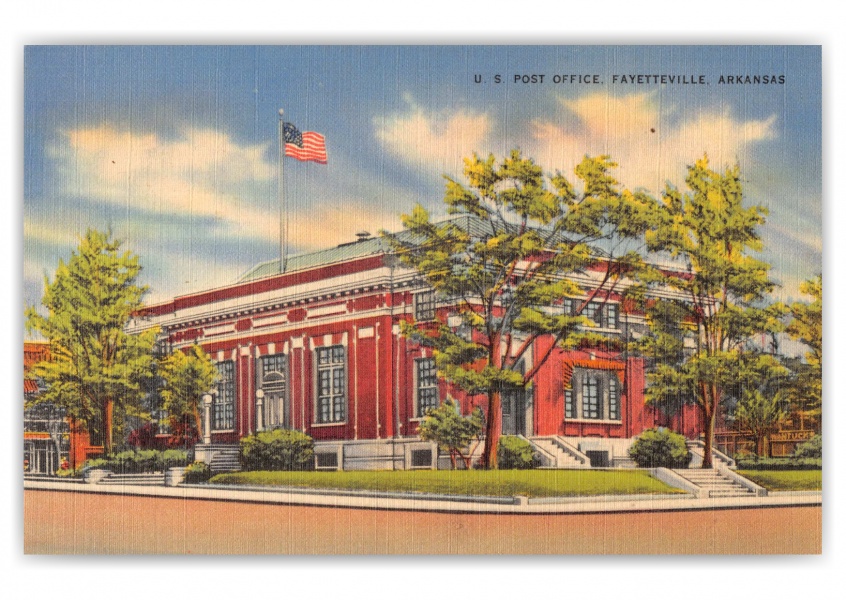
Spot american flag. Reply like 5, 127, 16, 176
283, 122, 327, 164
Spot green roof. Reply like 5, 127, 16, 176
238, 235, 392, 282
237, 214, 589, 282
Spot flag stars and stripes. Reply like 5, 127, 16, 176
283, 122, 327, 164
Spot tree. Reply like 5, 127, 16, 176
785, 275, 822, 428
733, 389, 787, 457
388, 150, 657, 468
418, 399, 485, 469
25, 229, 157, 455
159, 344, 218, 447
642, 156, 786, 468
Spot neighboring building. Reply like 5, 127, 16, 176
24, 341, 98, 473
24, 342, 65, 474
129, 222, 701, 470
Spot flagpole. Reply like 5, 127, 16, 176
278, 108, 287, 274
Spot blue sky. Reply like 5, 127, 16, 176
24, 45, 821, 311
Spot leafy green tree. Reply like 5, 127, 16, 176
388, 150, 657, 467
728, 352, 789, 458
25, 229, 157, 455
418, 399, 485, 469
159, 344, 218, 446
734, 389, 787, 457
785, 275, 822, 428
642, 156, 786, 468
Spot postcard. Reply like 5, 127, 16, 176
23, 45, 821, 555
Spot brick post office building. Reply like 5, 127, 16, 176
130, 223, 701, 471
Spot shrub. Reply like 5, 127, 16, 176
111, 449, 156, 474
628, 428, 691, 469
155, 449, 190, 471
165, 417, 200, 449
240, 429, 315, 471
793, 434, 822, 459
735, 457, 821, 471
81, 449, 189, 474
127, 422, 166, 450
183, 461, 212, 483
55, 467, 83, 478
497, 436, 537, 469
733, 448, 757, 461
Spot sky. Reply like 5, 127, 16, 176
24, 45, 822, 313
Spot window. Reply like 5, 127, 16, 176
608, 377, 620, 420
415, 290, 436, 322
563, 297, 574, 315
565, 388, 575, 419
214, 360, 235, 430
260, 353, 287, 380
584, 301, 601, 326
582, 376, 601, 419
416, 357, 440, 416
316, 346, 346, 423
606, 304, 618, 329
580, 301, 620, 329
566, 369, 622, 422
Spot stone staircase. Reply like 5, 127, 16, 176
528, 436, 591, 469
194, 443, 241, 473
675, 468, 759, 498
208, 448, 241, 473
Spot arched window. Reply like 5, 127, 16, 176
566, 368, 622, 422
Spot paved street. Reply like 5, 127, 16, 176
25, 489, 821, 554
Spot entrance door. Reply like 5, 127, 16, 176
501, 360, 527, 436
501, 385, 527, 436
263, 375, 288, 429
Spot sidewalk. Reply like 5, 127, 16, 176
23, 478, 822, 515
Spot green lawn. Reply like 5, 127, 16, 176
208, 469, 683, 498
738, 470, 822, 491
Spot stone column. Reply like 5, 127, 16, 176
202, 393, 213, 444
255, 389, 265, 432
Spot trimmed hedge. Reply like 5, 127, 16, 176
82, 449, 189, 474
497, 436, 538, 469
628, 428, 691, 469
240, 429, 315, 471
735, 457, 821, 471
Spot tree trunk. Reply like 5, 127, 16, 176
449, 450, 457, 470
193, 407, 203, 445
103, 397, 114, 456
482, 389, 502, 469
702, 391, 718, 469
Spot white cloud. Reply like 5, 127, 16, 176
49, 124, 276, 237
24, 217, 82, 247
529, 92, 777, 193
375, 99, 491, 176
